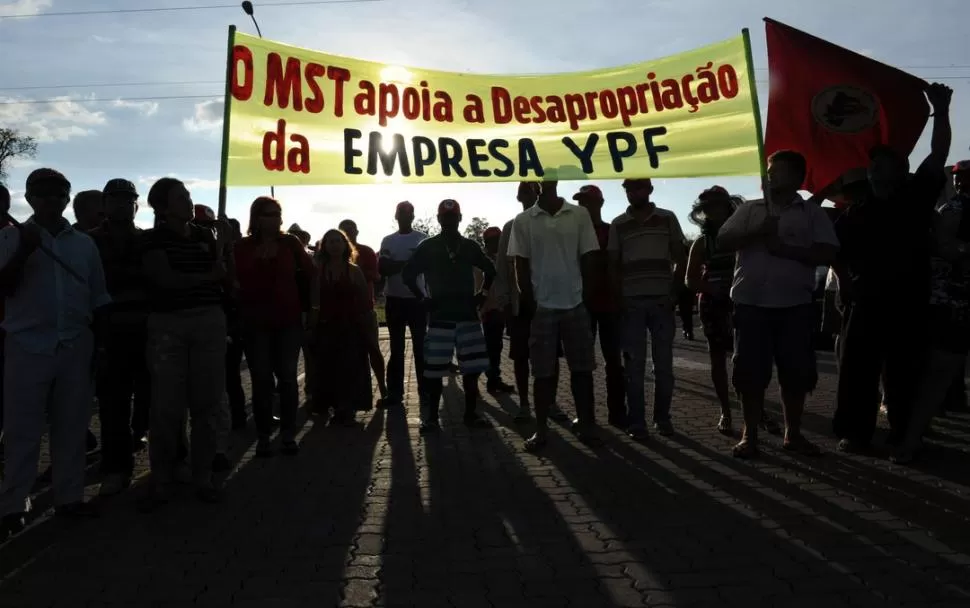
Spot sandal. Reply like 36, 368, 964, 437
717, 415, 733, 436
732, 440, 759, 459
783, 435, 822, 457
523, 434, 548, 453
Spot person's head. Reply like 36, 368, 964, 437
147, 177, 192, 226
394, 201, 415, 232
517, 182, 540, 210
839, 167, 870, 206
538, 180, 558, 205
72, 189, 104, 230
0, 183, 10, 216
867, 145, 910, 199
622, 178, 654, 209
572, 184, 604, 217
689, 185, 739, 232
101, 178, 139, 225
766, 150, 807, 193
247, 196, 282, 237
437, 199, 461, 233
291, 229, 311, 248
338, 219, 359, 243
953, 160, 970, 197
25, 168, 72, 224
228, 218, 242, 241
483, 226, 502, 256
318, 228, 357, 265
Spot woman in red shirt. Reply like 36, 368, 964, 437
233, 197, 313, 456
311, 229, 372, 425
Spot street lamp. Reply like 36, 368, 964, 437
240, 1, 274, 198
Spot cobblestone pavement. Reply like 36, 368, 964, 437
2, 327, 970, 607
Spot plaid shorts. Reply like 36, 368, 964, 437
529, 304, 595, 378
424, 320, 489, 378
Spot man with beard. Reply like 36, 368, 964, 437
832, 83, 952, 452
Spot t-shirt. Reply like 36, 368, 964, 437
608, 206, 684, 299
379, 230, 427, 298
233, 234, 314, 328
835, 163, 946, 307
141, 224, 223, 313
718, 195, 839, 308
89, 223, 149, 315
507, 200, 599, 310
355, 243, 379, 308
403, 234, 495, 322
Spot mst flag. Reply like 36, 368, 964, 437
763, 18, 930, 193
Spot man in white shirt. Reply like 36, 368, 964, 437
0, 169, 111, 539
378, 201, 428, 407
508, 180, 601, 451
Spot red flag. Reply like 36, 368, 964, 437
763, 18, 929, 193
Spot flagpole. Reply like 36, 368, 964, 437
217, 24, 237, 220
742, 27, 771, 214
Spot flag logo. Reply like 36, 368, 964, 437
811, 86, 879, 133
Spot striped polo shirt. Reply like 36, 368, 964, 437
608, 206, 685, 298
141, 223, 224, 312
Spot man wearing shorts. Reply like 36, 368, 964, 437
718, 150, 839, 458
403, 199, 495, 433
508, 180, 601, 451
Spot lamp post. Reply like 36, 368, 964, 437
241, 1, 275, 198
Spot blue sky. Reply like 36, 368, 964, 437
1, 0, 967, 246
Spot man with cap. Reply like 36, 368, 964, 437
379, 201, 429, 408
477, 225, 514, 394
574, 184, 626, 427
403, 199, 495, 432
609, 178, 687, 441
88, 179, 151, 495
0, 168, 111, 539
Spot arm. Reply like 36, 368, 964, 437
921, 83, 952, 172
668, 215, 688, 280
513, 257, 533, 302
684, 238, 707, 292
401, 244, 427, 300
471, 243, 496, 291
767, 207, 839, 267
717, 203, 770, 252
935, 204, 969, 264
0, 227, 36, 295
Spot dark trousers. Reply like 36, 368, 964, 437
588, 309, 626, 418
225, 337, 246, 423
482, 310, 506, 382
833, 301, 925, 445
678, 287, 695, 333
97, 323, 150, 476
243, 325, 303, 441
385, 296, 427, 399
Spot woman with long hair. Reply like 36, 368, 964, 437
311, 229, 372, 425
233, 196, 314, 457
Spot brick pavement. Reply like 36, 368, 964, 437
1, 326, 970, 607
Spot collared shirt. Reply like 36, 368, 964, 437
0, 219, 111, 355
507, 200, 599, 310
379, 230, 427, 298
718, 195, 839, 308
608, 205, 684, 299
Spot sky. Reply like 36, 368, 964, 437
1, 0, 968, 247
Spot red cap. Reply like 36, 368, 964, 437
395, 201, 414, 215
194, 204, 215, 222
953, 160, 970, 175
572, 184, 603, 201
482, 226, 502, 240
438, 199, 461, 215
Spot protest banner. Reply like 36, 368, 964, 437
219, 30, 763, 190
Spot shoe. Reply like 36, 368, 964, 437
419, 420, 441, 434
549, 407, 569, 422
99, 474, 131, 497
607, 412, 627, 429
732, 439, 759, 459
212, 453, 232, 472
513, 407, 532, 423
131, 435, 148, 453
717, 415, 733, 436
281, 440, 301, 455
271, 415, 281, 427
683, 330, 694, 341
654, 420, 675, 437
523, 433, 548, 452
486, 380, 516, 394
55, 501, 100, 519
573, 423, 603, 446
1, 512, 27, 539
627, 425, 649, 441
86, 430, 99, 453
838, 438, 869, 454
255, 438, 274, 458
464, 413, 492, 429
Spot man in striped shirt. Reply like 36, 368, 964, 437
608, 178, 686, 441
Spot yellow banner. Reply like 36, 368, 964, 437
225, 32, 761, 186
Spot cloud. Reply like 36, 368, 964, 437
5, 189, 32, 220
183, 99, 223, 134
0, 95, 107, 143
91, 34, 114, 44
0, 0, 51, 22
112, 98, 159, 117
137, 175, 219, 191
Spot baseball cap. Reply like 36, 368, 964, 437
103, 178, 138, 198
953, 160, 970, 175
438, 199, 461, 215
395, 201, 414, 216
572, 185, 603, 201
482, 226, 502, 240
194, 204, 216, 222
622, 178, 653, 188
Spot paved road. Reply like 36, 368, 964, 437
1, 328, 970, 607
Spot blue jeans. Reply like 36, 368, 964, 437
243, 324, 304, 442
622, 297, 675, 428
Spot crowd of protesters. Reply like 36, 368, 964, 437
0, 81, 963, 540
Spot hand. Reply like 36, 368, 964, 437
758, 215, 780, 239
926, 83, 953, 111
